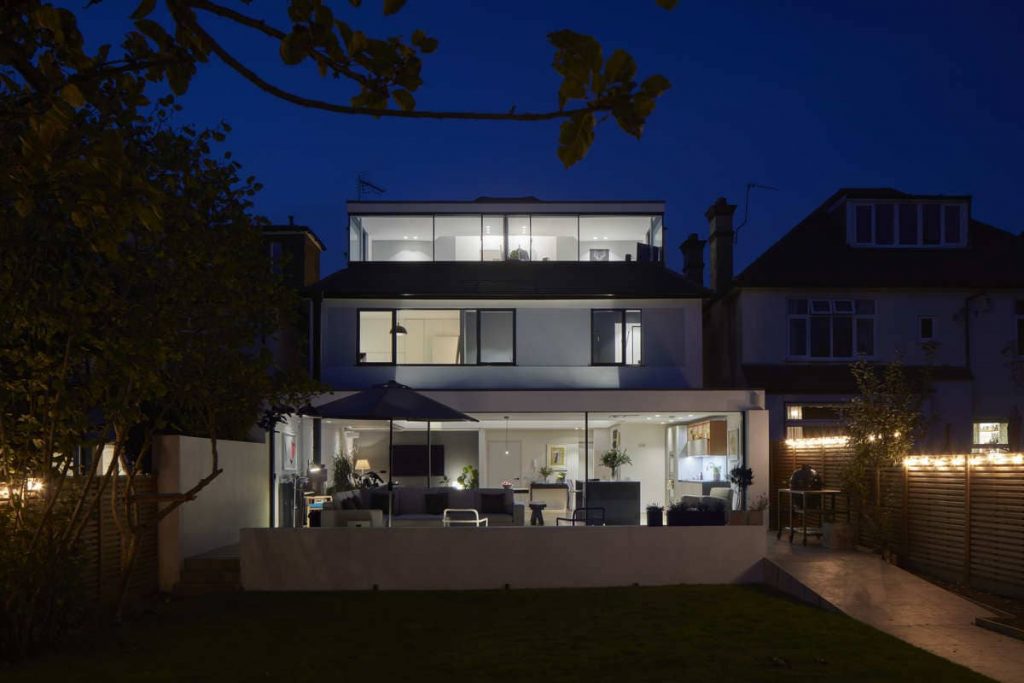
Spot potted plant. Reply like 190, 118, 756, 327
646, 503, 664, 527
729, 465, 753, 507
667, 499, 726, 526
600, 448, 632, 481
456, 465, 478, 490
538, 465, 553, 482
730, 492, 768, 525
666, 499, 689, 526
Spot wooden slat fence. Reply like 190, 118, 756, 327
771, 442, 1024, 597
74, 476, 159, 605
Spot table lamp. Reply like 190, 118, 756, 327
355, 458, 371, 475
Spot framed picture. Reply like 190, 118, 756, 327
589, 248, 610, 262
727, 429, 739, 456
281, 432, 297, 471
547, 445, 568, 470
611, 428, 620, 450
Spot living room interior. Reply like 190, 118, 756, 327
318, 410, 746, 526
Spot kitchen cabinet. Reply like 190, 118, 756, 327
687, 419, 727, 455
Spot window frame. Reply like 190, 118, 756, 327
787, 298, 875, 361
847, 201, 967, 248
590, 308, 643, 367
355, 307, 516, 366
919, 316, 935, 342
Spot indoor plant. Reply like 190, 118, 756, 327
600, 448, 632, 480
729, 465, 753, 510
646, 503, 664, 527
537, 465, 554, 482
456, 465, 478, 490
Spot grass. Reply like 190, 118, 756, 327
6, 585, 990, 682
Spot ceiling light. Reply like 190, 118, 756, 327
603, 236, 608, 240
655, 415, 661, 418
391, 324, 408, 336
403, 236, 409, 240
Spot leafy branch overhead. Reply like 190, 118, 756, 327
16, 0, 673, 167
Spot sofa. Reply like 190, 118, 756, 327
323, 487, 525, 527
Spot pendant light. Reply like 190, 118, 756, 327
504, 416, 510, 455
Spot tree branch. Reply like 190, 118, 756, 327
175, 7, 605, 122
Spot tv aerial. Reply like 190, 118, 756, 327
356, 174, 386, 199
734, 182, 779, 242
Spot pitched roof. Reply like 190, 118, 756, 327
735, 189, 1024, 289
307, 261, 706, 299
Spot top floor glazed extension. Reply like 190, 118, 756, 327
347, 198, 665, 264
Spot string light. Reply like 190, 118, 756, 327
784, 436, 850, 448
903, 452, 1024, 468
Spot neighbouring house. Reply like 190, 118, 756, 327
272, 197, 770, 528
701, 188, 1024, 452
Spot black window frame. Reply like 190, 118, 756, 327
590, 309, 643, 366
919, 316, 935, 342
787, 298, 875, 361
356, 307, 516, 366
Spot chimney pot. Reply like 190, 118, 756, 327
288, 215, 295, 226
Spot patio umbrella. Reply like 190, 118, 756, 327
308, 381, 477, 526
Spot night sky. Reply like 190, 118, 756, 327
69, 1, 1023, 278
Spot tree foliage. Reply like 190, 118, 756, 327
22, 0, 673, 166
1, 3, 317, 657
842, 361, 925, 557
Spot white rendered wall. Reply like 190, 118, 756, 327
322, 298, 702, 390
155, 435, 268, 591
241, 525, 767, 591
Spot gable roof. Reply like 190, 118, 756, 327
306, 261, 707, 299
736, 189, 1024, 289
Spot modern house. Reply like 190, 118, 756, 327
272, 197, 770, 527
701, 188, 1024, 452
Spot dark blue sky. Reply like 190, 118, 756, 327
70, 1, 1023, 277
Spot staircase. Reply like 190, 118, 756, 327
173, 545, 241, 596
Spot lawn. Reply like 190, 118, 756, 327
7, 585, 989, 682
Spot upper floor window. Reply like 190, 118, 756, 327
785, 404, 844, 439
919, 316, 935, 342
973, 421, 1008, 450
848, 201, 966, 248
357, 309, 515, 366
788, 298, 874, 359
349, 214, 664, 263
591, 309, 642, 365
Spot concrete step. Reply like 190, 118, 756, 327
178, 567, 240, 585
172, 581, 241, 597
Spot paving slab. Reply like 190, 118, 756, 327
767, 537, 1024, 683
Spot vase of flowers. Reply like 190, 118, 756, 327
501, 480, 513, 490
600, 448, 632, 481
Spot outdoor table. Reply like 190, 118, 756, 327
528, 502, 547, 526
776, 488, 848, 545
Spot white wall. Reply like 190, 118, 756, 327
241, 525, 767, 591
155, 435, 268, 591
322, 298, 702, 390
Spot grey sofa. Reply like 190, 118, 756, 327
324, 487, 524, 527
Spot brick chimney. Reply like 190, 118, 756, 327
706, 197, 736, 293
680, 233, 706, 287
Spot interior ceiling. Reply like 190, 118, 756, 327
324, 411, 724, 432
357, 214, 655, 242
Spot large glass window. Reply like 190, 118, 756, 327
788, 298, 874, 359
482, 215, 505, 261
591, 309, 642, 365
358, 309, 514, 365
434, 215, 481, 261
358, 311, 394, 364
506, 215, 531, 261
785, 404, 845, 439
530, 216, 578, 261
478, 310, 515, 363
351, 215, 433, 262
580, 216, 652, 262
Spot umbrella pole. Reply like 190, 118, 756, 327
388, 419, 394, 528
426, 421, 431, 488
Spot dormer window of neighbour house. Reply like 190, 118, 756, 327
847, 200, 968, 248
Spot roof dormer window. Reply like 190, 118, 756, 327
848, 200, 967, 248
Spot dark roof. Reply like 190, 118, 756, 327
739, 363, 972, 394
735, 188, 1024, 289
307, 261, 707, 299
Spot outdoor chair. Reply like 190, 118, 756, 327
556, 507, 606, 527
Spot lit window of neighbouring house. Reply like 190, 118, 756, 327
848, 201, 966, 248
973, 421, 1009, 449
269, 241, 283, 275
788, 298, 874, 359
358, 309, 515, 365
591, 309, 642, 365
785, 404, 845, 439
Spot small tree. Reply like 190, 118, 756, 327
842, 361, 924, 558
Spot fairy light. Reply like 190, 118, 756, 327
784, 436, 850, 448
902, 452, 1024, 468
